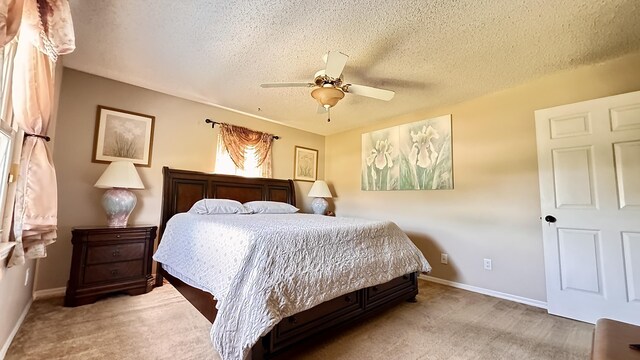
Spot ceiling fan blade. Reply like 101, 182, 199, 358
324, 51, 349, 79
344, 84, 395, 101
260, 82, 314, 88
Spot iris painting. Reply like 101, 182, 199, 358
362, 115, 452, 191
362, 127, 400, 190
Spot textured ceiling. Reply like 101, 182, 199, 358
65, 0, 640, 135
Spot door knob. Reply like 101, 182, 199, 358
544, 215, 557, 223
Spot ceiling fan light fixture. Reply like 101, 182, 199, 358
261, 51, 396, 120
311, 86, 344, 108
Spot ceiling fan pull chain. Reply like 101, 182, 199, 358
327, 107, 331, 122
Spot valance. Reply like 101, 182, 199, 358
21, 0, 74, 61
218, 123, 275, 170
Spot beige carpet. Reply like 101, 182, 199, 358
6, 280, 593, 359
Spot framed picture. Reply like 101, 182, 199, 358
293, 146, 318, 182
93, 106, 155, 167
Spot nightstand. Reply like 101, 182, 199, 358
64, 225, 158, 307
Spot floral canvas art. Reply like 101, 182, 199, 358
362, 127, 399, 190
398, 115, 452, 189
362, 115, 452, 191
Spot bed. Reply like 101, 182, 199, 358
154, 167, 430, 359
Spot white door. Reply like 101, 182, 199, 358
535, 90, 640, 325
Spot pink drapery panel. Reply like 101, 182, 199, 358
8, 0, 74, 266
0, 0, 24, 46
218, 123, 275, 170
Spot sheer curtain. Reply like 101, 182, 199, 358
214, 123, 274, 178
0, 0, 22, 246
0, 39, 18, 246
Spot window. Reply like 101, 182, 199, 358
212, 123, 275, 178
214, 135, 271, 177
0, 40, 19, 256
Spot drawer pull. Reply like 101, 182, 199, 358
115, 234, 121, 238
288, 316, 297, 324
112, 250, 120, 257
110, 269, 119, 276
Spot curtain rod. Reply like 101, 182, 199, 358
205, 119, 280, 140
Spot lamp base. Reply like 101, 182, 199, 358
311, 197, 328, 215
102, 188, 137, 227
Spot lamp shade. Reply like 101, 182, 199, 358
311, 86, 344, 108
308, 180, 332, 198
94, 161, 144, 189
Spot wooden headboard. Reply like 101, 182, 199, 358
159, 167, 296, 235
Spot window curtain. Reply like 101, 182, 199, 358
1, 39, 17, 122
215, 123, 274, 178
0, 0, 23, 47
8, 0, 74, 266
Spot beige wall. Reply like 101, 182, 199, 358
36, 69, 325, 291
325, 51, 640, 302
0, 259, 34, 356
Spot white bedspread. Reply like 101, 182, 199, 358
153, 213, 431, 360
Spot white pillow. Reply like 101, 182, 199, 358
243, 201, 299, 214
188, 199, 251, 215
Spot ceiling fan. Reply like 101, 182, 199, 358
260, 51, 395, 122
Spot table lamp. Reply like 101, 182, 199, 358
308, 180, 332, 215
94, 161, 144, 227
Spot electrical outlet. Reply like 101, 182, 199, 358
483, 258, 492, 271
440, 253, 448, 264
24, 268, 30, 286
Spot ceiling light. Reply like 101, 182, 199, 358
311, 86, 344, 108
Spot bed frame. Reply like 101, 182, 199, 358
155, 167, 419, 359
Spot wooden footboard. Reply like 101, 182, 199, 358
256, 272, 419, 359
161, 266, 418, 359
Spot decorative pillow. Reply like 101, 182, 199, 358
188, 199, 251, 215
243, 201, 299, 214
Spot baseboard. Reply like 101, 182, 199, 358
0, 298, 32, 359
419, 275, 547, 309
33, 286, 66, 300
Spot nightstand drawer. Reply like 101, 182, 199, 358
86, 243, 145, 265
83, 260, 144, 284
86, 232, 147, 242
